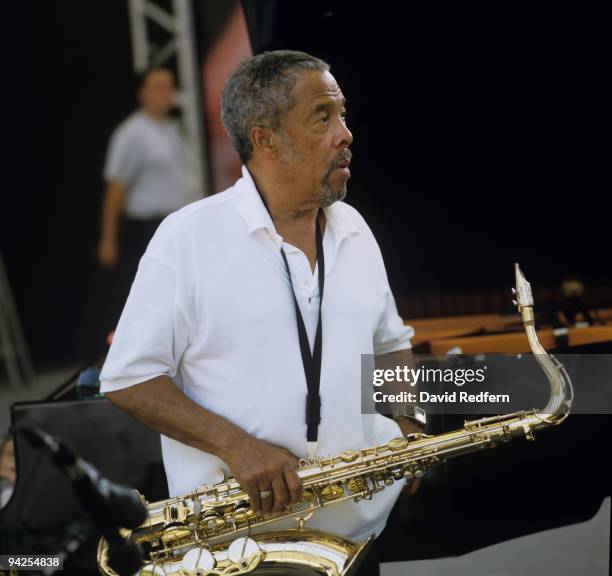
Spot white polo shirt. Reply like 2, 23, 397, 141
104, 111, 200, 219
100, 165, 414, 541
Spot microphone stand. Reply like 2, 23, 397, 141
21, 427, 146, 575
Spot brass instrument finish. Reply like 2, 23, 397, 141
98, 264, 573, 575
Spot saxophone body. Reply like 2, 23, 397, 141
98, 264, 573, 576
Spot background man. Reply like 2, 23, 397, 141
100, 50, 418, 575
97, 67, 200, 328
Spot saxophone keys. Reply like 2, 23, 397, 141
202, 511, 226, 531
340, 449, 358, 462
139, 565, 165, 575
232, 499, 256, 523
163, 503, 189, 522
320, 483, 344, 501
387, 437, 408, 451
181, 547, 216, 573
161, 526, 192, 545
233, 508, 256, 522
228, 537, 263, 570
347, 477, 365, 493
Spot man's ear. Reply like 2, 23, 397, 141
250, 126, 279, 159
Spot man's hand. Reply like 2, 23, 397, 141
394, 416, 424, 497
105, 376, 303, 518
105, 373, 414, 519
0, 439, 16, 485
97, 238, 119, 269
224, 436, 302, 518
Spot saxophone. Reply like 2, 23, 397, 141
97, 264, 573, 576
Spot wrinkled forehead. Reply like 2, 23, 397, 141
290, 70, 346, 114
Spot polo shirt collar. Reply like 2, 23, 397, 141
234, 164, 360, 244
234, 165, 276, 235
323, 197, 360, 242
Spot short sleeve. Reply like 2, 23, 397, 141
373, 288, 415, 355
372, 245, 414, 355
103, 126, 141, 185
99, 252, 189, 393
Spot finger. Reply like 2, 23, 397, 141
259, 482, 274, 517
283, 465, 302, 505
245, 482, 262, 515
409, 478, 422, 496
270, 472, 289, 514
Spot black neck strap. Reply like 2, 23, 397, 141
280, 215, 324, 444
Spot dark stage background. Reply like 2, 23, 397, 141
3, 1, 611, 366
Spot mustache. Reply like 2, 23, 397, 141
329, 148, 353, 171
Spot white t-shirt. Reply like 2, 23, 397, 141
104, 111, 200, 219
100, 165, 414, 541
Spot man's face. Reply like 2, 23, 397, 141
275, 70, 353, 207
139, 69, 175, 115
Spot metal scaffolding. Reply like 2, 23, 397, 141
0, 252, 34, 388
128, 0, 209, 196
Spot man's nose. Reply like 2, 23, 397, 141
334, 119, 353, 148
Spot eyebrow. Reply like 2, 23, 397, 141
309, 97, 347, 117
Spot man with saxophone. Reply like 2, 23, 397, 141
100, 50, 420, 575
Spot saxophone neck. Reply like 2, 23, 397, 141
513, 263, 573, 423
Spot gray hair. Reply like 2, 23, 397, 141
221, 50, 330, 164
